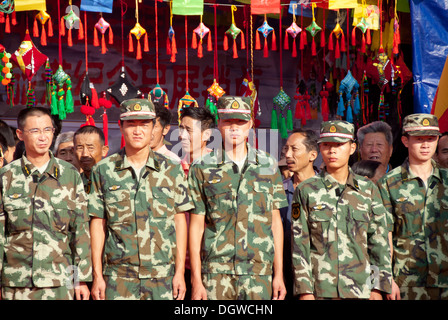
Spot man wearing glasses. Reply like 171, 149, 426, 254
0, 107, 92, 300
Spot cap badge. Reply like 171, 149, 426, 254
329, 125, 337, 133
422, 119, 430, 126
231, 101, 240, 109
133, 103, 142, 111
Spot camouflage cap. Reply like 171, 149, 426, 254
402, 113, 441, 136
120, 98, 156, 121
318, 120, 355, 143
217, 96, 252, 121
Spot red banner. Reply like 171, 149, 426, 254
251, 0, 281, 15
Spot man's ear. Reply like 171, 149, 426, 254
309, 150, 318, 162
401, 135, 409, 148
350, 142, 357, 155
162, 124, 171, 136
102, 145, 109, 158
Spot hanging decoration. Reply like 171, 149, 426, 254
129, 0, 149, 60
351, 1, 370, 54
392, 0, 400, 55
284, 3, 301, 58
98, 92, 112, 146
80, 75, 100, 126
80, 0, 114, 13
50, 65, 74, 120
33, 10, 54, 46
0, 1, 16, 35
337, 70, 361, 123
166, 1, 177, 63
273, 89, 291, 138
150, 0, 169, 109
0, 45, 13, 86
172, 0, 204, 16
191, 16, 211, 59
11, 30, 48, 108
224, 5, 245, 59
94, 16, 113, 54
251, 0, 281, 15
60, 1, 85, 47
328, 12, 346, 60
305, 3, 321, 56
106, 69, 142, 105
255, 14, 276, 58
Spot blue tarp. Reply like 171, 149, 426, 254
411, 0, 448, 113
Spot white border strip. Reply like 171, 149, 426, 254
217, 109, 251, 114
404, 126, 439, 132
120, 111, 156, 119
319, 132, 353, 139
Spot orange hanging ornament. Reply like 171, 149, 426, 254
34, 10, 53, 46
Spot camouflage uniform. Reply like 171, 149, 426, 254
0, 152, 91, 299
292, 120, 392, 299
377, 114, 448, 300
188, 96, 288, 300
88, 99, 194, 300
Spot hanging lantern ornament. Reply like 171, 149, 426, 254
61, 1, 85, 47
11, 30, 48, 108
256, 14, 276, 58
98, 92, 112, 146
284, 3, 301, 58
191, 16, 211, 59
0, 1, 16, 34
351, 1, 370, 54
273, 88, 292, 138
129, 0, 149, 60
177, 91, 199, 124
33, 10, 54, 46
94, 16, 113, 54
149, 84, 170, 109
205, 80, 225, 123
224, 5, 245, 59
328, 11, 346, 60
51, 65, 74, 120
166, 2, 177, 63
305, 2, 321, 56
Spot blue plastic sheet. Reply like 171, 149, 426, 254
411, 0, 448, 113
80, 0, 113, 13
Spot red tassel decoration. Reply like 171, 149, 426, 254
263, 38, 268, 58
136, 39, 142, 60
0, 13, 4, 24
335, 38, 340, 59
207, 33, 212, 51
143, 33, 149, 52
5, 14, 10, 33
129, 33, 134, 52
108, 27, 113, 45
232, 39, 238, 59
191, 32, 198, 49
271, 30, 277, 51
101, 34, 107, 54
48, 17, 53, 37
91, 87, 100, 109
60, 17, 66, 36
41, 24, 47, 46
311, 37, 316, 56
68, 27, 73, 47
255, 31, 261, 50
284, 30, 289, 50
240, 31, 245, 49
223, 34, 228, 51
78, 20, 84, 40
321, 28, 325, 47
93, 27, 99, 46
366, 28, 371, 45
320, 89, 329, 121
328, 33, 334, 51
292, 37, 297, 57
300, 31, 307, 50
33, 18, 39, 37
340, 33, 346, 52
170, 35, 177, 63
351, 28, 356, 47
11, 11, 16, 25
198, 40, 203, 58
361, 34, 366, 53
166, 36, 172, 55
102, 110, 109, 146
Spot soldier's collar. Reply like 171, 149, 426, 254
115, 147, 160, 172
401, 158, 441, 183
21, 151, 60, 180
321, 168, 360, 191
216, 143, 259, 167
346, 168, 361, 191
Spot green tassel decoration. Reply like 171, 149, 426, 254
280, 115, 288, 139
271, 108, 278, 129
50, 84, 58, 115
287, 108, 293, 131
65, 79, 74, 114
58, 88, 66, 120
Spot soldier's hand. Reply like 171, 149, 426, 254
91, 276, 107, 300
172, 272, 186, 300
386, 279, 401, 300
369, 289, 383, 300
272, 275, 287, 300
191, 280, 208, 300
75, 282, 90, 300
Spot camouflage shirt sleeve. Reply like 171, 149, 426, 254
291, 185, 314, 295
172, 164, 194, 213
187, 164, 207, 216
377, 177, 394, 233
272, 168, 289, 211
88, 165, 105, 219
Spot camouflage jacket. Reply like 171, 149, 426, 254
88, 148, 194, 279
0, 152, 91, 288
188, 143, 288, 276
292, 168, 392, 299
377, 158, 448, 287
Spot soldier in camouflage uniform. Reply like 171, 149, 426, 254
377, 114, 448, 300
0, 107, 91, 300
188, 96, 288, 300
292, 120, 392, 300
89, 99, 193, 300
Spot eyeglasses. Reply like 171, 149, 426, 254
21, 127, 55, 136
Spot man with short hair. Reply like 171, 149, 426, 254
292, 120, 392, 300
0, 120, 16, 164
435, 132, 448, 168
73, 126, 109, 191
89, 99, 193, 300
357, 121, 394, 179
0, 107, 91, 300
378, 114, 448, 300
150, 105, 181, 163
280, 128, 319, 299
188, 96, 288, 300
53, 131, 80, 170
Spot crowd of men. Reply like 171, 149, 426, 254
0, 96, 447, 301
